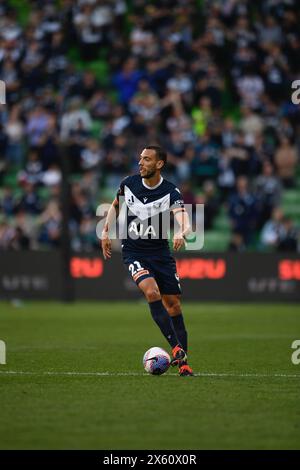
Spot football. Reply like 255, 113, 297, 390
143, 347, 171, 375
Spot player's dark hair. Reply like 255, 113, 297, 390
145, 145, 167, 167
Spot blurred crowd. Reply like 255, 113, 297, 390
0, 0, 299, 252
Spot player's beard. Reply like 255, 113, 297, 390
142, 167, 157, 179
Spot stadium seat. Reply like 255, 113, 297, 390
202, 230, 231, 252
213, 213, 231, 231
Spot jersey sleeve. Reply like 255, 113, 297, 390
115, 177, 129, 206
170, 187, 185, 212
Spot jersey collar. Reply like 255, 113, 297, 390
142, 176, 164, 190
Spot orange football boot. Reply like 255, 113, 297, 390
179, 364, 194, 376
171, 344, 187, 366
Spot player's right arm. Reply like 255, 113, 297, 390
101, 178, 127, 260
101, 197, 119, 260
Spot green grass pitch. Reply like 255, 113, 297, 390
0, 301, 299, 450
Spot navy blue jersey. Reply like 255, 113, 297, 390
116, 175, 185, 254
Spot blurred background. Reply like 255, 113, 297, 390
0, 0, 299, 301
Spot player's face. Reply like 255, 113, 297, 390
139, 149, 162, 179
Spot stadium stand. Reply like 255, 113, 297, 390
0, 0, 299, 252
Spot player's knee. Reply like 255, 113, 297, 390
168, 305, 181, 316
166, 300, 181, 316
145, 288, 161, 303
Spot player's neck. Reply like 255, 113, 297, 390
142, 173, 163, 188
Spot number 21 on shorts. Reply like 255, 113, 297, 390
128, 261, 150, 283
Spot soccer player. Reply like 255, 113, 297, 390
101, 145, 194, 376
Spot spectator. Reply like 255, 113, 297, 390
192, 96, 213, 137
254, 160, 282, 228
18, 150, 43, 186
258, 15, 283, 46
9, 226, 30, 250
37, 113, 60, 170
5, 104, 24, 166
236, 66, 265, 111
166, 141, 194, 184
16, 183, 42, 215
199, 180, 220, 230
221, 118, 236, 149
42, 164, 62, 187
1, 187, 15, 216
78, 214, 99, 251
0, 220, 15, 250
262, 43, 289, 104
129, 79, 160, 123
228, 231, 246, 252
224, 132, 251, 177
103, 135, 130, 188
166, 103, 194, 143
80, 139, 103, 171
26, 106, 51, 147
180, 182, 198, 206
166, 65, 193, 97
14, 209, 37, 247
111, 105, 131, 136
228, 176, 258, 245
239, 106, 264, 146
60, 97, 92, 142
73, 2, 102, 61
89, 90, 113, 121
130, 18, 154, 58
72, 71, 99, 101
260, 207, 284, 250
0, 123, 8, 183
38, 200, 62, 248
80, 170, 100, 201
113, 57, 144, 106
1, 59, 21, 104
277, 217, 299, 252
192, 131, 219, 185
218, 152, 236, 202
274, 135, 298, 188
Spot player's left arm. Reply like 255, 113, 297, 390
170, 187, 192, 251
172, 208, 192, 251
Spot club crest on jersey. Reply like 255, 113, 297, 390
153, 201, 162, 209
127, 195, 135, 206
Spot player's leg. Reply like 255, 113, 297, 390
124, 255, 186, 362
162, 294, 194, 376
155, 254, 193, 376
138, 277, 181, 350
162, 294, 187, 352
154, 259, 187, 353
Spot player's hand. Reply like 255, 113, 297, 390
101, 233, 112, 260
173, 233, 186, 251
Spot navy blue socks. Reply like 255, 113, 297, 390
171, 313, 187, 352
148, 300, 179, 348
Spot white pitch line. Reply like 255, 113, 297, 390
0, 370, 299, 379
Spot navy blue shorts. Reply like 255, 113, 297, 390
123, 252, 182, 295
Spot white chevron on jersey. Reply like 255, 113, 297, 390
124, 185, 170, 221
